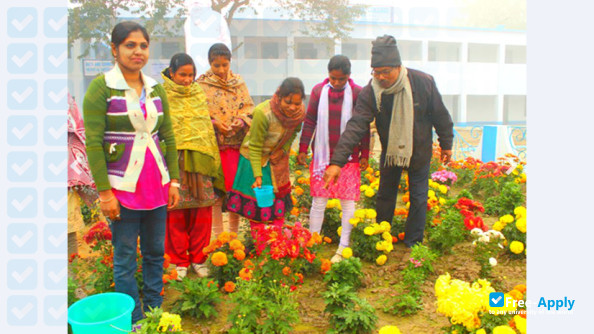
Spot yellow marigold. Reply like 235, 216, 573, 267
354, 209, 367, 219
382, 231, 392, 242
509, 241, 525, 254
366, 167, 374, 174
406, 202, 410, 209
224, 281, 236, 293
233, 249, 246, 261
476, 329, 486, 334
349, 217, 360, 227
428, 190, 436, 198
492, 221, 504, 231
360, 184, 369, 192
342, 247, 353, 259
439, 198, 447, 205
514, 206, 527, 218
337, 226, 342, 236
380, 221, 391, 232
514, 315, 527, 334
364, 188, 376, 198
493, 326, 516, 334
229, 239, 245, 251
376, 241, 384, 251
378, 325, 402, 334
515, 217, 527, 233
500, 214, 515, 224
217, 232, 232, 244
376, 254, 387, 265
365, 209, 377, 219
295, 170, 302, 176
439, 185, 448, 194
326, 199, 337, 209
211, 252, 228, 266
363, 227, 374, 235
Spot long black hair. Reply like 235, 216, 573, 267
111, 21, 149, 47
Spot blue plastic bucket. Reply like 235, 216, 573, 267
68, 292, 135, 334
253, 185, 274, 207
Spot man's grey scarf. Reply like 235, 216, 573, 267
371, 66, 413, 168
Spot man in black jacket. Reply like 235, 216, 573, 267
323, 35, 454, 258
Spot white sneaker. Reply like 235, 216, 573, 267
191, 263, 209, 278
331, 246, 346, 264
176, 267, 187, 281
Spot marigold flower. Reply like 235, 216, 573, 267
492, 221, 504, 231
239, 268, 252, 281
500, 214, 515, 224
364, 188, 375, 198
323, 236, 332, 243
354, 209, 367, 219
341, 247, 353, 259
514, 315, 527, 334
364, 227, 375, 235
229, 239, 245, 251
218, 231, 232, 244
376, 254, 387, 265
234, 249, 246, 261
224, 281, 236, 293
360, 185, 369, 192
514, 206, 527, 218
439, 185, 448, 194
476, 329, 486, 334
402, 193, 410, 203
282, 266, 292, 276
243, 259, 255, 269
508, 289, 523, 301
290, 207, 300, 216
493, 326, 516, 334
337, 226, 342, 237
398, 232, 405, 241
515, 218, 527, 233
365, 209, 377, 219
509, 241, 525, 254
211, 251, 228, 266
378, 325, 402, 334
320, 259, 332, 273
294, 186, 304, 196
514, 284, 527, 294
295, 170, 302, 176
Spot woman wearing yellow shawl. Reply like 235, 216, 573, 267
198, 43, 254, 238
162, 53, 224, 280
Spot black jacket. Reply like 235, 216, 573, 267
330, 68, 454, 171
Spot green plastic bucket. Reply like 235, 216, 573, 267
68, 292, 134, 333
253, 185, 274, 207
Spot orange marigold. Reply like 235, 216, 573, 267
508, 289, 523, 301
163, 254, 171, 269
244, 259, 255, 269
402, 193, 410, 203
229, 239, 245, 251
282, 266, 292, 276
291, 207, 300, 216
239, 268, 252, 281
294, 186, 304, 196
224, 281, 236, 293
398, 232, 405, 241
218, 232, 232, 244
323, 237, 332, 243
169, 268, 178, 281
514, 284, 527, 294
233, 249, 246, 261
162, 274, 171, 284
211, 251, 228, 266
321, 259, 332, 273
230, 232, 238, 239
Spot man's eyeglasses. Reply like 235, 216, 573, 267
371, 68, 395, 77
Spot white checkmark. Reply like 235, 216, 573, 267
48, 230, 67, 247
11, 195, 33, 212
48, 195, 67, 211
48, 267, 67, 283
11, 87, 34, 104
48, 123, 67, 139
11, 15, 33, 31
48, 87, 67, 103
491, 296, 502, 304
11, 51, 34, 68
193, 15, 217, 31
48, 51, 67, 67
48, 303, 67, 319
12, 123, 34, 139
11, 231, 34, 247
11, 303, 34, 320
12, 266, 34, 283
48, 159, 67, 175
11, 159, 34, 176
48, 14, 67, 31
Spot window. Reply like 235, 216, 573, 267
504, 95, 526, 123
398, 40, 423, 61
505, 45, 526, 64
466, 95, 497, 123
428, 41, 461, 62
341, 39, 372, 60
244, 37, 287, 59
442, 95, 460, 123
468, 43, 499, 63
295, 37, 333, 59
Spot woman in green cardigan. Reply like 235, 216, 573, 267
82, 21, 179, 324
227, 77, 306, 234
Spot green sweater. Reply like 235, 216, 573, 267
83, 66, 179, 192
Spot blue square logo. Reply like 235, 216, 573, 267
7, 44, 37, 74
7, 295, 38, 326
44, 43, 67, 73
44, 260, 67, 290
7, 151, 38, 182
7, 116, 38, 146
44, 295, 67, 326
7, 223, 37, 254
43, 115, 67, 146
7, 259, 37, 290
7, 187, 38, 218
44, 79, 68, 110
44, 188, 67, 218
44, 151, 67, 182
489, 292, 505, 307
7, 79, 37, 110
7, 7, 38, 38
44, 223, 67, 254
44, 7, 67, 38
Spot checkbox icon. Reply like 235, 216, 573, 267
489, 292, 505, 307
8, 79, 37, 110
44, 151, 67, 182
7, 151, 38, 182
44, 79, 68, 110
7, 295, 38, 326
44, 259, 67, 289
44, 115, 67, 146
44, 43, 67, 73
7, 224, 37, 254
7, 188, 38, 218
7, 7, 37, 38
7, 116, 38, 146
44, 187, 67, 218
44, 223, 67, 254
44, 7, 67, 38
44, 295, 67, 325
7, 43, 37, 74
7, 259, 37, 290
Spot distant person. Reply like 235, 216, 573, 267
83, 21, 180, 324
323, 35, 454, 260
162, 53, 224, 280
198, 43, 254, 238
226, 78, 306, 234
297, 55, 370, 263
